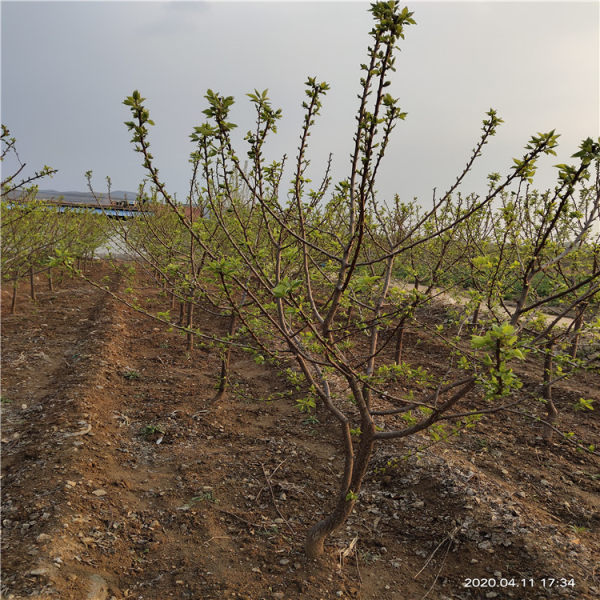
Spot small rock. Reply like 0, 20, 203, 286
91, 489, 106, 497
175, 580, 184, 585
279, 558, 290, 566
29, 568, 49, 576
36, 534, 51, 543
485, 593, 498, 599
478, 540, 492, 550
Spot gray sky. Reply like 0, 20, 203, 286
2, 1, 598, 207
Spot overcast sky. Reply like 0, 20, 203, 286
1, 0, 598, 207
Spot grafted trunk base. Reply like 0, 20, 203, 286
304, 499, 356, 559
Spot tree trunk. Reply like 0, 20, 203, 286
213, 311, 237, 402
29, 266, 36, 301
471, 301, 481, 327
394, 315, 407, 365
569, 305, 586, 361
186, 301, 194, 352
542, 341, 557, 442
344, 305, 354, 330
10, 278, 18, 314
48, 269, 54, 292
304, 429, 375, 558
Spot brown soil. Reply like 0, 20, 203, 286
2, 263, 599, 600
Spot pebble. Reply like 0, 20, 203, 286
279, 558, 290, 566
92, 489, 106, 497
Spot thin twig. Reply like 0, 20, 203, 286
419, 534, 454, 600
354, 546, 363, 585
260, 461, 295, 535
414, 527, 458, 580
506, 408, 600, 456
255, 458, 287, 504
213, 507, 260, 530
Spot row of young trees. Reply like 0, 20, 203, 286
1, 126, 108, 313
80, 2, 598, 559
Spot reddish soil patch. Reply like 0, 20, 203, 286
2, 264, 599, 599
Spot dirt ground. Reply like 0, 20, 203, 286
2, 263, 599, 600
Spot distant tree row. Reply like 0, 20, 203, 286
1, 126, 108, 312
